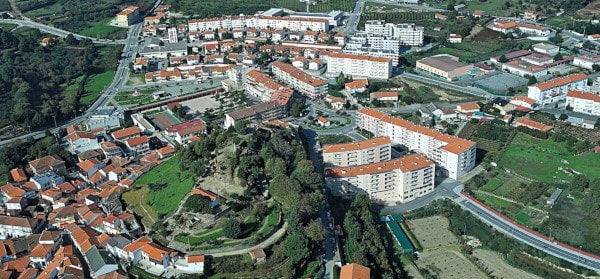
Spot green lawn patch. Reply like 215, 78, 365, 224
134, 155, 195, 214
318, 134, 354, 145
0, 23, 17, 31
258, 204, 280, 236
328, 89, 343, 97
474, 192, 513, 209
176, 228, 224, 245
481, 178, 503, 192
80, 18, 126, 39
498, 133, 600, 183
494, 181, 518, 196
80, 71, 115, 105
514, 210, 531, 225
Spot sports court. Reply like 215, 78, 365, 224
147, 111, 182, 131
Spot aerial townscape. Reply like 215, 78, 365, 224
2, 0, 600, 278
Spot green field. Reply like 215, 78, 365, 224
481, 178, 503, 192
474, 192, 514, 210
428, 0, 520, 16
80, 71, 115, 105
498, 133, 600, 183
0, 23, 18, 31
113, 89, 156, 107
80, 18, 127, 39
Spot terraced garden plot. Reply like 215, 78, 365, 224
406, 216, 457, 249
473, 249, 541, 279
416, 249, 486, 279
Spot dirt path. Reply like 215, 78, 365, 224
137, 197, 156, 227
7, 0, 31, 21
208, 222, 288, 257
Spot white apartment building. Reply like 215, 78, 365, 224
272, 62, 328, 98
188, 14, 329, 33
324, 154, 435, 203
342, 47, 400, 65
566, 90, 600, 116
356, 108, 477, 179
573, 54, 600, 70
326, 53, 392, 79
363, 21, 424, 46
528, 73, 588, 105
245, 70, 286, 102
322, 137, 392, 167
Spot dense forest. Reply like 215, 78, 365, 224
0, 28, 121, 128
16, 0, 152, 33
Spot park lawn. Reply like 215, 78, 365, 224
543, 16, 572, 28
79, 18, 123, 38
498, 133, 600, 183
80, 71, 115, 105
135, 155, 195, 215
319, 134, 354, 145
114, 90, 156, 106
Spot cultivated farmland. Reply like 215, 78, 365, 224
406, 216, 457, 249
473, 249, 541, 279
416, 249, 486, 279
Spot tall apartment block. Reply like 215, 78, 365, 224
325, 154, 435, 203
322, 137, 392, 167
356, 108, 477, 179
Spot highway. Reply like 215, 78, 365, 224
457, 192, 600, 272
0, 19, 127, 44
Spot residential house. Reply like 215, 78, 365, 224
165, 119, 207, 145
472, 10, 485, 19
326, 96, 347, 110
340, 263, 370, 279
249, 249, 266, 264
105, 234, 133, 260
31, 172, 65, 191
456, 103, 480, 113
100, 141, 123, 158
68, 131, 99, 154
85, 246, 119, 278
176, 254, 205, 273
318, 117, 330, 127
111, 127, 141, 142
157, 146, 175, 159
573, 54, 600, 70
0, 216, 44, 239
370, 91, 399, 102
10, 168, 27, 184
510, 96, 536, 109
125, 136, 150, 155
345, 79, 369, 94
515, 117, 554, 132
191, 188, 220, 208
29, 155, 66, 175
141, 241, 176, 269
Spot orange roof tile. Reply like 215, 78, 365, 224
141, 242, 170, 262
372, 91, 398, 99
10, 168, 27, 182
345, 79, 369, 89
77, 158, 102, 173
191, 188, 218, 201
458, 103, 480, 111
567, 90, 600, 103
516, 117, 554, 132
187, 254, 205, 263
340, 263, 371, 279
323, 137, 390, 154
511, 95, 537, 105
157, 146, 175, 156
533, 73, 587, 91
126, 135, 149, 147
326, 154, 433, 177
123, 236, 152, 253
111, 126, 140, 140
1, 183, 25, 198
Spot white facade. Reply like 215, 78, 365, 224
528, 73, 588, 105
86, 107, 124, 131
188, 15, 329, 33
0, 216, 42, 239
272, 62, 328, 98
356, 108, 477, 179
31, 172, 65, 191
566, 90, 600, 116
326, 53, 392, 79
322, 137, 392, 167
573, 54, 600, 70
325, 155, 435, 203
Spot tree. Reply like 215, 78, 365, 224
290, 99, 304, 117
559, 113, 568, 120
223, 218, 243, 239
498, 54, 508, 63
65, 34, 78, 46
553, 52, 563, 61
184, 194, 212, 213
527, 76, 537, 85
594, 64, 600, 72
284, 233, 310, 263
571, 174, 589, 191
305, 219, 326, 244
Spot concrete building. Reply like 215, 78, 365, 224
566, 90, 600, 116
245, 70, 286, 102
322, 137, 392, 167
363, 21, 424, 46
356, 108, 477, 179
138, 38, 188, 59
416, 54, 478, 82
326, 53, 392, 79
532, 43, 559, 55
325, 154, 435, 203
116, 6, 139, 26
573, 54, 600, 70
527, 73, 588, 105
165, 119, 207, 145
272, 61, 328, 98
86, 107, 124, 131
501, 60, 547, 78
224, 101, 288, 129
289, 11, 344, 27
125, 136, 150, 155
188, 14, 329, 33
0, 216, 44, 239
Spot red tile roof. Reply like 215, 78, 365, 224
126, 135, 149, 147
10, 168, 27, 182
340, 263, 370, 279
325, 154, 433, 177
111, 127, 141, 140
323, 137, 390, 154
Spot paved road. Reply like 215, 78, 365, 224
344, 0, 365, 35
0, 19, 127, 44
457, 193, 600, 272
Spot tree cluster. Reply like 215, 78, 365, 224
0, 135, 70, 181
0, 28, 120, 129
184, 194, 212, 214
343, 195, 400, 278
